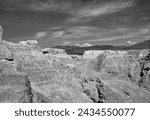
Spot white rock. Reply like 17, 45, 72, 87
18, 40, 38, 46
18, 41, 29, 46
26, 40, 38, 46
83, 50, 128, 59
83, 50, 106, 59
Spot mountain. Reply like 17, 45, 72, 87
55, 39, 150, 55
129, 39, 150, 50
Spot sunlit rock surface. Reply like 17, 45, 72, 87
0, 26, 150, 103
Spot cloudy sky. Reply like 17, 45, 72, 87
0, 0, 150, 47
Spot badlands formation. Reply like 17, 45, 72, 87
0, 26, 150, 103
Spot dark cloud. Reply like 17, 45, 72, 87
0, 0, 150, 47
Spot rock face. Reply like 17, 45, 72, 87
80, 49, 150, 102
0, 25, 3, 42
138, 51, 150, 90
101, 53, 135, 75
0, 25, 13, 61
17, 55, 92, 103
1, 26, 150, 103
0, 70, 33, 102
0, 42, 13, 61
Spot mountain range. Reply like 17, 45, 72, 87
55, 39, 150, 55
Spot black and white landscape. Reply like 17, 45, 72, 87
0, 0, 150, 103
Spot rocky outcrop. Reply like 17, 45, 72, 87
0, 43, 13, 61
0, 71, 33, 102
42, 48, 72, 60
104, 79, 150, 103
138, 52, 150, 90
18, 40, 38, 46
81, 76, 105, 103
83, 50, 106, 59
0, 25, 3, 42
0, 26, 13, 61
79, 49, 150, 102
18, 55, 92, 103
78, 62, 150, 103
85, 51, 131, 74
139, 49, 150, 58
83, 50, 127, 59
101, 54, 134, 75
1, 26, 150, 103
3, 40, 41, 53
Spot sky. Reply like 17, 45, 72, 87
0, 0, 150, 47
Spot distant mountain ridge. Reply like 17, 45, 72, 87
55, 39, 150, 55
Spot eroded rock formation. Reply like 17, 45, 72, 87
0, 25, 150, 103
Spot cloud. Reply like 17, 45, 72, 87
34, 24, 150, 45
51, 31, 65, 38
68, 0, 135, 23
126, 41, 137, 46
50, 26, 98, 39
0, 0, 135, 14
63, 41, 71, 46
83, 1, 133, 16
80, 43, 93, 47
68, 24, 150, 43
35, 32, 47, 38
74, 43, 93, 47
32, 26, 98, 41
